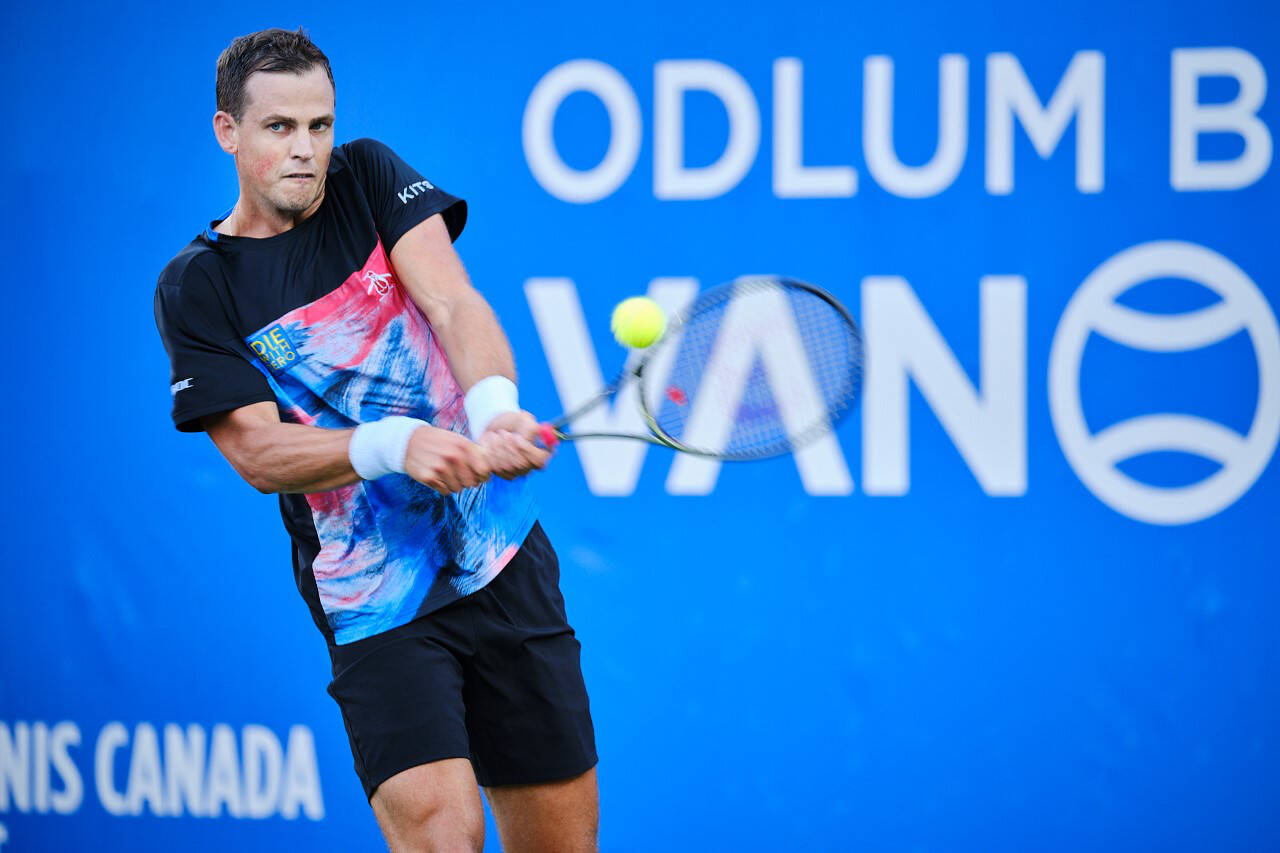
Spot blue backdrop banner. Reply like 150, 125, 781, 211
1, 0, 1276, 850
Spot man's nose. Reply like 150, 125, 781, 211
291, 130, 315, 160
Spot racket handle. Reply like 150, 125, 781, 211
536, 423, 560, 450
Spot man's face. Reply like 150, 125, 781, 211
220, 66, 335, 217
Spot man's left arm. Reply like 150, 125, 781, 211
388, 213, 550, 478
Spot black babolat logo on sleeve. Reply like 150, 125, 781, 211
396, 180, 436, 204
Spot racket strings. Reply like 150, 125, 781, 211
646, 277, 862, 459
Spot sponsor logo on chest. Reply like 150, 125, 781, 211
363, 270, 394, 300
247, 324, 299, 376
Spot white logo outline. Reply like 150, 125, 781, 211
363, 270, 394, 300
1049, 240, 1280, 525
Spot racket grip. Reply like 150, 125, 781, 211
536, 423, 560, 450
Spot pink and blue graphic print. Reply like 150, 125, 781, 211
245, 239, 535, 644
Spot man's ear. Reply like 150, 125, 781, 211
213, 111, 238, 155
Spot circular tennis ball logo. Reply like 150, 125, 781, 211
1049, 241, 1280, 525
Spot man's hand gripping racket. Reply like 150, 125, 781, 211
536, 276, 863, 461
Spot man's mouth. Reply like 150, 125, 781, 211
284, 173, 314, 181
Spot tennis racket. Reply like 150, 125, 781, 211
536, 275, 863, 460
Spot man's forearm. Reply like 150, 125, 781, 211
426, 287, 517, 392
387, 214, 518, 394
211, 419, 360, 494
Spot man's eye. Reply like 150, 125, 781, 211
269, 122, 286, 132
311, 122, 330, 132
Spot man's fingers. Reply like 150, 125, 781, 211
440, 437, 487, 490
430, 470, 462, 495
505, 429, 551, 469
480, 432, 517, 480
515, 440, 551, 470
486, 410, 547, 447
463, 441, 491, 488
485, 434, 523, 479
484, 431, 550, 476
403, 425, 496, 492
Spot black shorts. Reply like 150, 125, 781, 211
326, 522, 597, 798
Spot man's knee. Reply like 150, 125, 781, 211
396, 806, 484, 853
372, 759, 485, 852
391, 801, 483, 852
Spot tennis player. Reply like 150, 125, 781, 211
154, 28, 597, 852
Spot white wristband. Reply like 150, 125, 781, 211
348, 416, 427, 480
463, 375, 519, 439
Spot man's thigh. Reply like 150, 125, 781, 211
372, 758, 485, 852
327, 624, 473, 801
484, 767, 599, 853
464, 524, 597, 787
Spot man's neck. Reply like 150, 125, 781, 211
216, 189, 325, 238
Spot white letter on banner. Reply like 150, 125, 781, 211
1171, 48, 1272, 190
863, 55, 968, 198
163, 724, 206, 817
985, 51, 1105, 194
32, 723, 48, 813
773, 58, 857, 197
242, 725, 283, 819
279, 726, 324, 820
204, 724, 242, 818
523, 59, 642, 203
666, 284, 853, 496
48, 723, 82, 815
0, 723, 30, 813
125, 723, 166, 816
94, 722, 128, 816
862, 276, 1027, 495
526, 277, 698, 496
655, 60, 760, 199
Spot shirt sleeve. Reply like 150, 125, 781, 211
154, 262, 277, 433
342, 137, 467, 252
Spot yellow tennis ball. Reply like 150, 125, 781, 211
610, 296, 666, 348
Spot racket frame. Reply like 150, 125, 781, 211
539, 277, 861, 460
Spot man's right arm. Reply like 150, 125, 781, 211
204, 401, 491, 495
